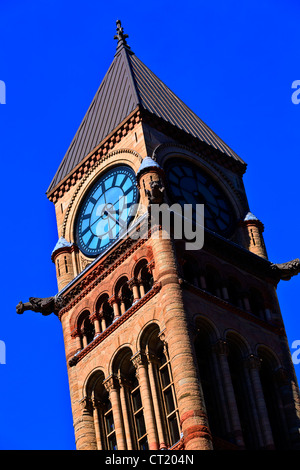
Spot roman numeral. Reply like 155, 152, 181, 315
81, 227, 91, 237
123, 187, 133, 197
86, 234, 94, 247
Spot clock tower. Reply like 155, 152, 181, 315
18, 21, 300, 450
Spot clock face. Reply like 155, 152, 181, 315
166, 161, 234, 236
75, 166, 139, 257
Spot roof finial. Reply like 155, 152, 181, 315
114, 19, 131, 52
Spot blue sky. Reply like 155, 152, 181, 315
0, 0, 299, 450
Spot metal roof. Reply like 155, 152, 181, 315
47, 28, 244, 194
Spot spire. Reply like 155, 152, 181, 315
114, 19, 132, 54
47, 22, 245, 196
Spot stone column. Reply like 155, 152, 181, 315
212, 340, 245, 447
92, 397, 103, 450
128, 278, 140, 303
119, 377, 133, 450
147, 354, 167, 449
242, 293, 251, 312
151, 228, 213, 450
81, 327, 88, 348
71, 329, 82, 353
90, 311, 101, 337
103, 375, 126, 450
109, 296, 121, 321
75, 397, 98, 450
198, 272, 207, 290
221, 284, 229, 301
99, 309, 107, 332
245, 355, 275, 449
132, 351, 159, 450
138, 279, 146, 298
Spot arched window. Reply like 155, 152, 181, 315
248, 288, 265, 319
182, 257, 197, 285
227, 278, 242, 308
139, 324, 180, 448
77, 310, 94, 348
86, 371, 117, 450
111, 348, 148, 450
96, 294, 114, 331
226, 337, 257, 450
140, 265, 154, 294
134, 259, 154, 296
129, 373, 148, 449
194, 327, 224, 441
102, 299, 114, 328
121, 282, 134, 311
257, 348, 288, 449
157, 347, 180, 446
205, 266, 221, 298
102, 395, 117, 450
83, 315, 95, 345
115, 277, 134, 314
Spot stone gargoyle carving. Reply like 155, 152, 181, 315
270, 258, 300, 281
145, 178, 165, 204
16, 295, 65, 316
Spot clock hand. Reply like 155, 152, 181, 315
106, 210, 127, 229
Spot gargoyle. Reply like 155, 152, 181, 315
270, 258, 300, 281
16, 295, 65, 316
145, 178, 165, 204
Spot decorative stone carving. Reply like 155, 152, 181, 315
270, 258, 300, 281
131, 351, 147, 369
16, 295, 66, 316
212, 339, 229, 356
79, 396, 93, 415
244, 354, 262, 370
103, 375, 120, 393
145, 178, 165, 204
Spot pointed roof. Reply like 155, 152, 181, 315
47, 21, 244, 194
244, 211, 259, 222
136, 156, 162, 177
51, 236, 73, 256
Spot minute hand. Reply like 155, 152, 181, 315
106, 211, 127, 230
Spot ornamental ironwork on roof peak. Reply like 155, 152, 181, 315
114, 19, 132, 53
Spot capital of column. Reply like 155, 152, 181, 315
131, 351, 148, 370
89, 310, 100, 322
70, 328, 81, 338
274, 367, 289, 386
103, 374, 120, 393
146, 352, 160, 366
79, 396, 93, 415
92, 397, 100, 409
212, 339, 229, 356
158, 329, 169, 357
108, 295, 120, 306
244, 354, 262, 370
118, 375, 132, 389
128, 277, 138, 289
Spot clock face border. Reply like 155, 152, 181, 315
165, 159, 235, 238
75, 165, 139, 258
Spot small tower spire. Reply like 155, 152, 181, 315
114, 19, 131, 53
